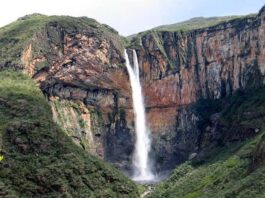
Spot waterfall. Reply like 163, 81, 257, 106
124, 49, 154, 182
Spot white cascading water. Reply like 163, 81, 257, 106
124, 49, 155, 182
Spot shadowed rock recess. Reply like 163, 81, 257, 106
1, 4, 265, 197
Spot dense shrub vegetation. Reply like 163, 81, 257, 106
0, 71, 139, 197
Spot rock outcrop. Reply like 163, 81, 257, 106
27, 16, 136, 169
0, 14, 135, 170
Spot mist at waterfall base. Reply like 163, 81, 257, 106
124, 49, 159, 183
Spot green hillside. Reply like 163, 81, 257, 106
0, 14, 123, 71
0, 70, 139, 197
127, 15, 256, 49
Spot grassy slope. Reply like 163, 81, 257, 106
0, 71, 139, 198
127, 14, 256, 49
153, 14, 256, 32
148, 87, 265, 198
127, 16, 242, 39
0, 14, 91, 66
0, 14, 124, 69
151, 16, 253, 32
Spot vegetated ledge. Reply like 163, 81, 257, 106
126, 6, 261, 49
0, 70, 139, 197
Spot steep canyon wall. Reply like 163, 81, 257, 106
2, 8, 265, 171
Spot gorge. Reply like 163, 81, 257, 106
1, 4, 265, 198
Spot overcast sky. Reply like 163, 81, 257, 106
1, 0, 264, 36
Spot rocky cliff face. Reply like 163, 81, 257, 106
25, 16, 137, 170
129, 7, 265, 170
2, 7, 265, 173
0, 14, 136, 170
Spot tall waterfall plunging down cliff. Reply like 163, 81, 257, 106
124, 49, 155, 182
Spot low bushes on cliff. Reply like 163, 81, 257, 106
0, 71, 139, 197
